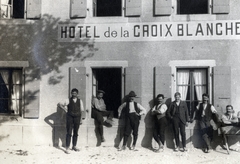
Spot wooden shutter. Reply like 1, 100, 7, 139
26, 0, 41, 19
213, 66, 231, 114
125, 67, 142, 103
212, 0, 230, 14
69, 67, 87, 118
125, 0, 141, 17
70, 0, 87, 18
155, 67, 172, 106
154, 0, 172, 16
24, 68, 40, 118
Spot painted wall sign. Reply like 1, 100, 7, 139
58, 20, 240, 42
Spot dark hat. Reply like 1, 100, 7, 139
97, 90, 105, 94
128, 91, 137, 97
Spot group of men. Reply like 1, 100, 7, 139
58, 88, 237, 154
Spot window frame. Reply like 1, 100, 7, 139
176, 0, 210, 15
0, 0, 26, 19
0, 67, 23, 116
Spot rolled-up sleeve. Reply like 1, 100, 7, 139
137, 103, 146, 115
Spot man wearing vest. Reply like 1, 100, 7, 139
194, 93, 219, 153
151, 94, 168, 152
167, 92, 189, 152
58, 88, 84, 154
91, 90, 114, 143
118, 91, 146, 151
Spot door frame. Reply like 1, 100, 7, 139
84, 61, 128, 114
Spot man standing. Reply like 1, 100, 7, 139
167, 92, 189, 152
118, 91, 146, 151
58, 88, 84, 154
151, 94, 168, 152
91, 90, 114, 142
194, 93, 219, 153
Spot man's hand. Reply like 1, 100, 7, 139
186, 122, 188, 127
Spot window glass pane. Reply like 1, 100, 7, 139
12, 0, 25, 18
0, 84, 9, 98
0, 99, 8, 113
12, 99, 21, 114
179, 0, 208, 14
12, 70, 22, 84
0, 70, 9, 84
96, 0, 122, 16
12, 84, 22, 99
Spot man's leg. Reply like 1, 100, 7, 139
121, 116, 131, 150
159, 117, 167, 147
179, 121, 186, 149
72, 116, 81, 151
92, 109, 105, 142
132, 115, 140, 148
172, 117, 180, 151
66, 114, 73, 154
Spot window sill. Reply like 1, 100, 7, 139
0, 19, 38, 25
171, 14, 216, 21
0, 114, 22, 122
84, 17, 129, 24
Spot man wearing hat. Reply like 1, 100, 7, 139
193, 93, 220, 153
91, 90, 114, 142
118, 91, 146, 151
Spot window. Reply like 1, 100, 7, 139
0, 68, 23, 115
176, 68, 208, 116
177, 0, 209, 15
93, 0, 122, 17
1, 0, 25, 19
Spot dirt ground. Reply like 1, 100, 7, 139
1, 144, 240, 164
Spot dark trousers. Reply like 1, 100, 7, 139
199, 119, 213, 148
66, 114, 81, 148
92, 108, 113, 138
123, 113, 140, 146
172, 116, 186, 147
153, 117, 167, 145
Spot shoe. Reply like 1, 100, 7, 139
119, 145, 126, 151
183, 147, 188, 152
103, 120, 112, 127
65, 148, 70, 154
174, 147, 179, 152
101, 137, 106, 142
72, 146, 80, 152
131, 145, 136, 150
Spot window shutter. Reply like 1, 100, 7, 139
24, 68, 40, 118
213, 66, 231, 114
154, 0, 172, 16
212, 0, 230, 14
26, 0, 41, 19
70, 0, 87, 18
125, 67, 142, 103
155, 67, 172, 106
125, 0, 141, 17
69, 67, 87, 118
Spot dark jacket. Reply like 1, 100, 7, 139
167, 100, 189, 124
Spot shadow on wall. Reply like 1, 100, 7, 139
44, 107, 66, 148
0, 14, 97, 141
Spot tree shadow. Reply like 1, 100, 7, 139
0, 14, 97, 141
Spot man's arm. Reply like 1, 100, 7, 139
137, 103, 146, 115
57, 100, 68, 113
118, 102, 126, 118
159, 104, 167, 114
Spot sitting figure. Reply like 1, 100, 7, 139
221, 105, 238, 125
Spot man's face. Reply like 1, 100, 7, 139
202, 96, 209, 103
157, 97, 164, 104
175, 95, 181, 102
226, 106, 234, 114
71, 91, 78, 98
129, 96, 135, 102
97, 93, 103, 99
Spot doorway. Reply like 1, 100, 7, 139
92, 68, 122, 118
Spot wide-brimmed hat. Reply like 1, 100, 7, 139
128, 91, 137, 97
97, 90, 105, 94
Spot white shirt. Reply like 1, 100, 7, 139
63, 98, 84, 112
118, 102, 146, 117
151, 103, 168, 119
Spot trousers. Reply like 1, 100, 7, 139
66, 114, 81, 148
172, 116, 186, 147
153, 117, 167, 145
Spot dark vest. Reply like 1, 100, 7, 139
120, 102, 141, 119
67, 98, 81, 116
198, 103, 212, 122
